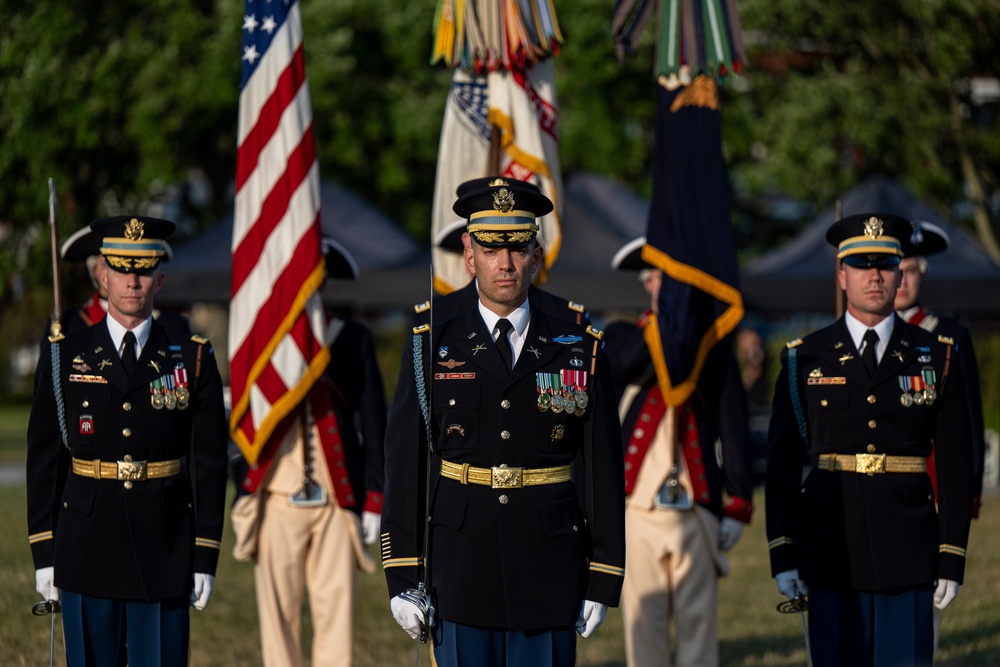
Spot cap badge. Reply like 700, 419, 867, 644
124, 218, 145, 241
863, 216, 884, 239
493, 188, 515, 213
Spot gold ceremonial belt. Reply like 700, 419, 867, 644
71, 456, 181, 482
440, 460, 572, 489
818, 453, 926, 476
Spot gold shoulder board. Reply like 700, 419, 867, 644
414, 301, 431, 314
191, 335, 209, 345
586, 325, 604, 340
412, 324, 430, 335
937, 335, 954, 346
568, 301, 585, 313
786, 338, 804, 349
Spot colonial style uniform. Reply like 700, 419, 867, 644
604, 232, 754, 667
766, 214, 974, 667
27, 216, 228, 667
231, 239, 386, 667
382, 177, 625, 667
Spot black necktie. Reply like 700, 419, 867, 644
861, 329, 879, 377
122, 331, 137, 377
495, 319, 514, 372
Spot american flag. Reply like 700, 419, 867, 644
229, 0, 329, 465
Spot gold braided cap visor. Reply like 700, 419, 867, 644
836, 234, 903, 260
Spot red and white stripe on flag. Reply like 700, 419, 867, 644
230, 0, 329, 465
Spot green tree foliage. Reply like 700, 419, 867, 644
725, 0, 1000, 257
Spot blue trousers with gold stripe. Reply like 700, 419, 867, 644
432, 619, 576, 667
61, 590, 189, 667
807, 584, 934, 667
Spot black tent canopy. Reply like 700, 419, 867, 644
741, 175, 1000, 316
157, 180, 430, 309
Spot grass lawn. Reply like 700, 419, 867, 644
2, 400, 998, 665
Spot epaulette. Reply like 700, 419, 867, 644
191, 334, 209, 345
937, 335, 954, 346
786, 338, 803, 349
48, 333, 66, 343
586, 325, 604, 340
414, 301, 431, 314
412, 323, 430, 335
568, 301, 585, 314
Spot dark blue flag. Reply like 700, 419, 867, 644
641, 75, 743, 407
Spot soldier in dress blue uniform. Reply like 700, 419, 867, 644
382, 178, 626, 667
27, 216, 229, 667
766, 213, 974, 667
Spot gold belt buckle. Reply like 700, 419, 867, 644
117, 459, 148, 481
491, 465, 524, 489
855, 453, 886, 476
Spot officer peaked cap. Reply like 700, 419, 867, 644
453, 177, 553, 248
826, 213, 910, 269
91, 216, 176, 274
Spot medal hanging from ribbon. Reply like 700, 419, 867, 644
151, 377, 165, 410
922, 367, 937, 404
560, 369, 589, 416
536, 372, 553, 412
174, 366, 190, 410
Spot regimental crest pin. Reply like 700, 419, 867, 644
438, 346, 449, 359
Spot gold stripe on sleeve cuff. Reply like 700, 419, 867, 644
29, 531, 54, 545
939, 544, 967, 558
768, 537, 793, 550
382, 557, 423, 569
195, 538, 222, 550
589, 562, 625, 577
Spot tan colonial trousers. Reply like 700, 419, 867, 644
619, 392, 729, 667
255, 423, 374, 667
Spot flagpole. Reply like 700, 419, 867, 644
834, 200, 844, 318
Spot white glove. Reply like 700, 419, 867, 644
190, 573, 214, 611
35, 567, 59, 602
362, 511, 381, 546
775, 569, 808, 600
719, 517, 744, 551
934, 579, 959, 610
575, 600, 607, 638
390, 594, 435, 639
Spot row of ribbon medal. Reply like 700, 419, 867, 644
150, 367, 191, 410
898, 367, 937, 407
536, 370, 589, 416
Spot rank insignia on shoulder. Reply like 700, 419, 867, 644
937, 335, 954, 346
585, 325, 604, 340
191, 335, 209, 345
786, 338, 803, 349
553, 335, 583, 344
568, 301, 585, 313
809, 368, 823, 378
414, 300, 431, 314
412, 323, 430, 334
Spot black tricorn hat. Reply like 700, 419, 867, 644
901, 220, 950, 257
322, 235, 359, 280
610, 236, 651, 271
826, 213, 910, 269
453, 177, 553, 248
91, 216, 176, 274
